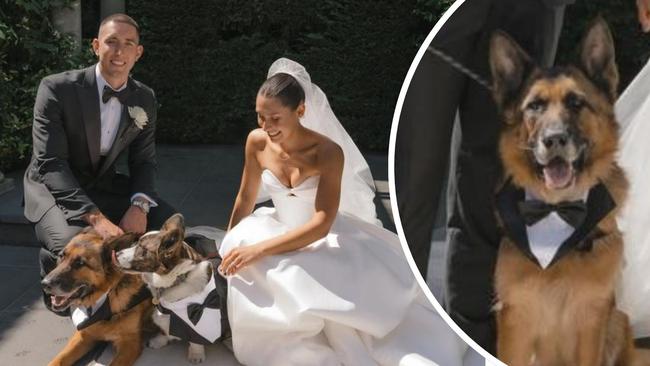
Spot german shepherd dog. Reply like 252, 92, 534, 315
488, 19, 649, 366
114, 214, 229, 364
41, 229, 153, 366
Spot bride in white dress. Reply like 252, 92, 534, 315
217, 58, 475, 366
616, 54, 650, 340
615, 0, 650, 339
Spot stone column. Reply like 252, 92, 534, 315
51, 0, 82, 47
100, 0, 126, 20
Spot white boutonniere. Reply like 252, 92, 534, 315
128, 106, 148, 129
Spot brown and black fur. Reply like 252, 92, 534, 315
41, 229, 152, 366
116, 214, 203, 276
115, 214, 218, 364
488, 18, 648, 366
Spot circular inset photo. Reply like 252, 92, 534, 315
391, 0, 650, 364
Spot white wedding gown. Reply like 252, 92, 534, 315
218, 169, 472, 366
615, 57, 650, 339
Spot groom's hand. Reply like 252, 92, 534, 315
638, 0, 650, 32
85, 210, 124, 239
119, 206, 147, 235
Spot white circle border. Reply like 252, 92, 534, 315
387, 1, 507, 365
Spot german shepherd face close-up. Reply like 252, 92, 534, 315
487, 18, 650, 366
490, 18, 620, 204
41, 228, 138, 312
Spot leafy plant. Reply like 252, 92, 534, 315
0, 0, 91, 172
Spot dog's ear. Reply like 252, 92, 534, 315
579, 17, 618, 101
489, 31, 534, 110
102, 233, 138, 266
105, 232, 139, 252
160, 213, 185, 249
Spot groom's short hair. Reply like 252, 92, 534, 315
98, 13, 140, 41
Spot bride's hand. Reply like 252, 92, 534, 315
220, 245, 265, 275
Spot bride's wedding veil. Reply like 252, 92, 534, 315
263, 58, 381, 226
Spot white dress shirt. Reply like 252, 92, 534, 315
95, 65, 124, 156
95, 65, 157, 207
524, 190, 586, 268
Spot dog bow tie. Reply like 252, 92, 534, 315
102, 85, 130, 104
186, 288, 221, 325
518, 199, 587, 228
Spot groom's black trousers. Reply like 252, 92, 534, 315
35, 173, 176, 312
395, 0, 567, 354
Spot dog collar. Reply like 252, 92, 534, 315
495, 179, 615, 268
71, 292, 110, 330
70, 285, 150, 330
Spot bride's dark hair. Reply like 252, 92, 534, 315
258, 73, 305, 110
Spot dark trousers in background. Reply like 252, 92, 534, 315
36, 192, 176, 277
395, 0, 565, 354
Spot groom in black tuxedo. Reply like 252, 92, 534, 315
23, 13, 175, 314
395, 0, 573, 353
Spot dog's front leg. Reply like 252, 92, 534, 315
496, 303, 536, 366
187, 342, 206, 364
576, 305, 609, 366
48, 331, 96, 366
110, 336, 143, 366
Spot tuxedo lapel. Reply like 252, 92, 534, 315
96, 78, 139, 178
76, 66, 101, 171
495, 180, 539, 266
496, 179, 617, 268
548, 183, 615, 266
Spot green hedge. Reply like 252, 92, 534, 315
128, 0, 426, 150
2, 1, 648, 172
557, 1, 650, 91
0, 0, 91, 172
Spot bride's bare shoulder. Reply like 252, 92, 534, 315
313, 134, 343, 166
247, 128, 268, 151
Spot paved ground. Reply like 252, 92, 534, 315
0, 144, 464, 365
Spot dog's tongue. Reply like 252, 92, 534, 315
542, 158, 573, 189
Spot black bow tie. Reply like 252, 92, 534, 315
102, 85, 130, 104
517, 199, 587, 228
186, 288, 221, 325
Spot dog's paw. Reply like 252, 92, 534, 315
187, 343, 206, 364
146, 333, 170, 349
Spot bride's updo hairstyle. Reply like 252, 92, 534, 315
257, 73, 305, 110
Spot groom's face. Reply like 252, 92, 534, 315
92, 20, 143, 86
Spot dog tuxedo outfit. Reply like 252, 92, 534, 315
495, 179, 616, 269
156, 258, 229, 345
71, 286, 151, 330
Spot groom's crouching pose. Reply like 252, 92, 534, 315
23, 13, 175, 314
115, 214, 230, 364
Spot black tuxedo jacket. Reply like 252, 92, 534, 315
23, 65, 159, 223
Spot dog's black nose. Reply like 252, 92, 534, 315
41, 277, 52, 292
542, 133, 569, 149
